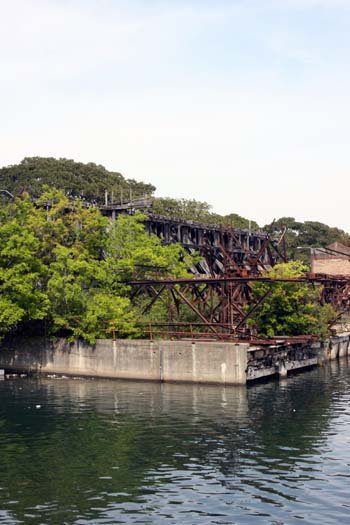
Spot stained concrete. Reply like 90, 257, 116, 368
328, 334, 350, 360
1, 333, 349, 385
0, 337, 248, 385
160, 341, 247, 384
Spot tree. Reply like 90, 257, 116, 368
37, 196, 193, 342
152, 197, 213, 222
152, 197, 259, 229
0, 157, 155, 204
248, 261, 336, 338
0, 191, 194, 343
266, 217, 350, 264
46, 245, 135, 343
106, 212, 195, 282
0, 197, 49, 335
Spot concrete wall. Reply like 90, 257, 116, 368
2, 334, 349, 385
160, 341, 247, 384
326, 334, 350, 360
0, 337, 248, 385
311, 258, 350, 276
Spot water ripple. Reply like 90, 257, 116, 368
0, 359, 350, 524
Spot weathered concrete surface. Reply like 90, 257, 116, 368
160, 341, 247, 384
1, 333, 349, 385
0, 337, 248, 385
327, 334, 350, 360
246, 334, 350, 381
285, 357, 318, 371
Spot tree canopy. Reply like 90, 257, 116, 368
2, 158, 348, 255
0, 157, 348, 343
267, 217, 350, 263
152, 197, 259, 229
0, 157, 155, 204
248, 261, 336, 339
0, 190, 192, 343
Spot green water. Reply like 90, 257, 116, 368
0, 359, 350, 524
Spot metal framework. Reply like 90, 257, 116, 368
320, 275, 350, 318
130, 274, 350, 340
100, 203, 287, 277
99, 201, 350, 340
144, 215, 287, 277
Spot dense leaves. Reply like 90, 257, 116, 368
0, 198, 49, 333
106, 212, 194, 281
267, 217, 350, 264
248, 262, 336, 339
152, 197, 259, 229
0, 157, 347, 342
2, 158, 347, 257
0, 157, 155, 204
0, 191, 192, 343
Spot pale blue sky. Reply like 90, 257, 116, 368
1, 0, 350, 229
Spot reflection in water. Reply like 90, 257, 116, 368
0, 359, 350, 524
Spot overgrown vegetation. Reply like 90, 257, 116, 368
152, 197, 259, 229
2, 158, 349, 249
248, 262, 337, 339
0, 157, 346, 342
0, 189, 193, 343
0, 157, 155, 204
267, 217, 350, 263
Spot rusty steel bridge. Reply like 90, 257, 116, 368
100, 200, 350, 342
100, 199, 287, 277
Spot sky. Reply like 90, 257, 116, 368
1, 0, 350, 229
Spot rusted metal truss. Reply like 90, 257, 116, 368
130, 274, 350, 340
319, 275, 350, 316
144, 215, 287, 277
130, 277, 257, 339
100, 203, 350, 339
101, 206, 286, 277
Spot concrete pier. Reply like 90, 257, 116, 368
0, 333, 349, 385
246, 335, 350, 382
327, 334, 350, 360
0, 337, 248, 385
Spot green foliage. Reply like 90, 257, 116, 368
267, 217, 350, 264
248, 261, 337, 339
0, 297, 24, 333
0, 197, 49, 335
0, 157, 155, 204
152, 197, 259, 229
219, 213, 259, 230
104, 212, 198, 335
106, 212, 195, 282
152, 198, 212, 222
0, 155, 347, 342
0, 191, 192, 343
46, 244, 134, 344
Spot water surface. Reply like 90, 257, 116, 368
0, 359, 350, 524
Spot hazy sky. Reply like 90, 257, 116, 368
1, 0, 350, 229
